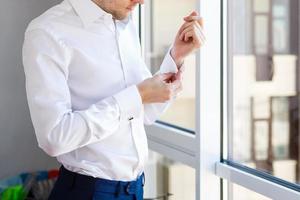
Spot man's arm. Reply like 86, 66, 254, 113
136, 50, 182, 125
23, 28, 178, 156
171, 11, 205, 66
139, 11, 205, 125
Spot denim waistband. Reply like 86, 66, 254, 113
59, 166, 144, 196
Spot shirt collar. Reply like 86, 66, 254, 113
68, 0, 130, 27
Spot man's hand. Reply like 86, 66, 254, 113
171, 11, 205, 66
137, 72, 183, 104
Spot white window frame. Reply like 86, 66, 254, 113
139, 0, 222, 200
136, 0, 300, 199
216, 162, 300, 200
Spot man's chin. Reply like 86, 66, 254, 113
113, 11, 130, 20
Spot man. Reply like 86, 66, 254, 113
22, 0, 205, 199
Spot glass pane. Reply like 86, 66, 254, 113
144, 150, 195, 200
145, 0, 197, 130
229, 0, 300, 185
273, 19, 288, 53
254, 121, 269, 160
273, 5, 287, 17
254, 0, 270, 13
228, 182, 271, 200
273, 0, 289, 18
272, 0, 290, 54
255, 15, 269, 54
272, 97, 289, 160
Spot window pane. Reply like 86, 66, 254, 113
229, 0, 300, 185
273, 19, 288, 53
145, 0, 197, 130
272, 0, 290, 54
254, 15, 269, 54
144, 150, 195, 200
254, 0, 270, 13
254, 121, 269, 160
273, 3, 287, 18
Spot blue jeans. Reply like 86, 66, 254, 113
48, 166, 144, 200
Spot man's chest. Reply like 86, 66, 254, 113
58, 22, 145, 102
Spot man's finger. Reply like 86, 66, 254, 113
178, 21, 194, 36
184, 29, 205, 47
170, 79, 181, 90
170, 80, 183, 95
198, 17, 204, 27
188, 11, 198, 17
183, 11, 201, 25
178, 19, 205, 40
174, 83, 183, 94
184, 10, 198, 19
184, 31, 194, 42
175, 71, 182, 81
179, 26, 193, 41
179, 21, 205, 41
184, 16, 204, 27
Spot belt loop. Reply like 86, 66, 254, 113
142, 173, 145, 187
115, 181, 121, 197
126, 182, 131, 194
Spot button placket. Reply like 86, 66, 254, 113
114, 20, 145, 175
130, 121, 145, 175
115, 20, 135, 122
114, 20, 128, 88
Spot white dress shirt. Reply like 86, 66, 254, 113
22, 0, 178, 181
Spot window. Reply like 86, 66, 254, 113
141, 0, 222, 199
228, 0, 299, 185
141, 0, 199, 173
217, 0, 300, 199
140, 0, 299, 199
143, 0, 197, 131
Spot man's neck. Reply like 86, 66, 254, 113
91, 0, 111, 15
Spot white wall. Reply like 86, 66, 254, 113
0, 0, 61, 179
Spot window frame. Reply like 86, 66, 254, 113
137, 0, 300, 199
217, 0, 300, 199
139, 0, 199, 168
139, 0, 222, 200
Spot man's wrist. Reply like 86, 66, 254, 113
170, 48, 184, 68
137, 84, 146, 104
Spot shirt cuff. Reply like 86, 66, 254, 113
113, 85, 143, 122
159, 47, 179, 74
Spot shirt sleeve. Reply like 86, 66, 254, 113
141, 47, 179, 125
22, 28, 142, 157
